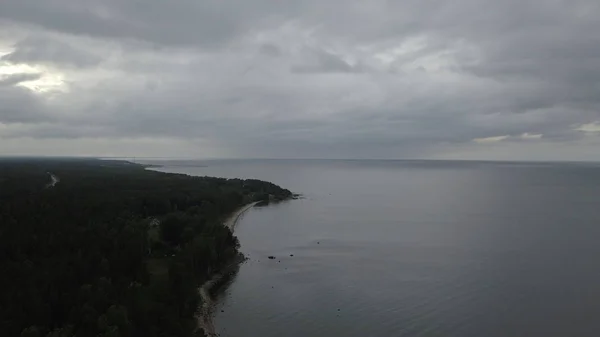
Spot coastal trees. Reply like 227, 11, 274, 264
0, 159, 292, 337
160, 213, 189, 245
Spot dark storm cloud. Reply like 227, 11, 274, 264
291, 49, 364, 74
0, 0, 599, 159
0, 73, 41, 86
0, 0, 299, 47
1, 36, 103, 68
0, 82, 52, 124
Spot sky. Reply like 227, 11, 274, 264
0, 0, 599, 160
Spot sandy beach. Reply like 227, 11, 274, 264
197, 201, 259, 336
224, 201, 260, 231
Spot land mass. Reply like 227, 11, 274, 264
0, 158, 292, 337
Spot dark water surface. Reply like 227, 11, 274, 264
151, 160, 600, 337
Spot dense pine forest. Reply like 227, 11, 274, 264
0, 158, 292, 337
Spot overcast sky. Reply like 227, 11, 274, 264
0, 0, 599, 160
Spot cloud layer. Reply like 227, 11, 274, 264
1, 0, 599, 160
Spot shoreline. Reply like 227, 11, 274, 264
224, 201, 260, 231
196, 201, 260, 337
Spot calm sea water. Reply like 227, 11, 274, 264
150, 159, 600, 337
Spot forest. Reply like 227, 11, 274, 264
0, 158, 292, 337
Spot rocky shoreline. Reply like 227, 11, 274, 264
195, 202, 259, 336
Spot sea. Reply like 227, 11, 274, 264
148, 159, 600, 337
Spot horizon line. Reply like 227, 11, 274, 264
1, 155, 599, 164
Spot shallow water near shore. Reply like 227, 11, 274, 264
149, 159, 600, 337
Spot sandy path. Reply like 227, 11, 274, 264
45, 173, 60, 188
197, 201, 259, 336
